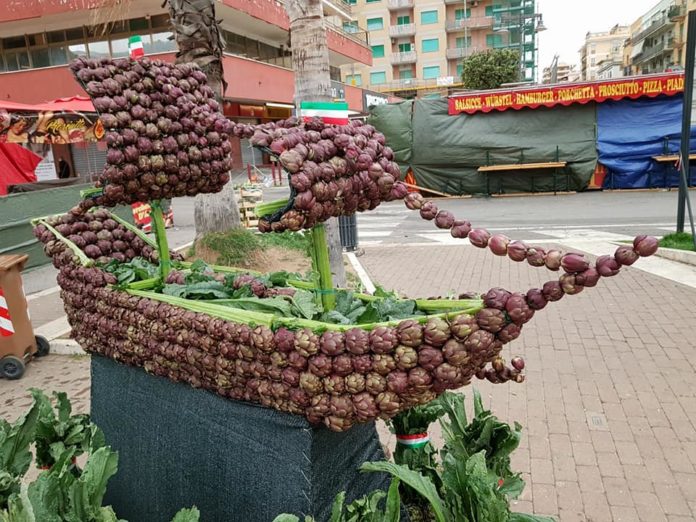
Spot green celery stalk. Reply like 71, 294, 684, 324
255, 198, 289, 218
108, 212, 157, 247
39, 220, 92, 267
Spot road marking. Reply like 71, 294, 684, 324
359, 231, 394, 238
35, 316, 71, 341
26, 285, 61, 301
534, 229, 633, 241
346, 252, 376, 294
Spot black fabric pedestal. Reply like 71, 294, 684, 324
91, 356, 392, 522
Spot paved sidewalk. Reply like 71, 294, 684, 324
3, 239, 696, 522
362, 243, 696, 522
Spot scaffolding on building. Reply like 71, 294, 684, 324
492, 0, 544, 83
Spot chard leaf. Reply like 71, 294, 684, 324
383, 478, 401, 522
170, 507, 201, 522
290, 289, 320, 320
67, 447, 118, 521
330, 491, 346, 522
218, 297, 293, 317
162, 282, 231, 300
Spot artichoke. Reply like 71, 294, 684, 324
614, 245, 639, 266
323, 375, 346, 395
287, 350, 308, 370
251, 325, 275, 353
526, 247, 546, 267
308, 354, 333, 377
468, 228, 491, 248
545, 249, 563, 271
270, 351, 288, 368
325, 415, 354, 432
404, 193, 425, 210
418, 347, 444, 371
365, 373, 387, 394
464, 330, 495, 355
511, 356, 525, 371
434, 363, 462, 385
575, 267, 600, 288
634, 235, 658, 257
345, 373, 366, 394
319, 331, 345, 356
596, 255, 620, 277
560, 273, 584, 295
345, 327, 370, 355
294, 328, 319, 357
369, 326, 398, 354
525, 288, 547, 310
450, 220, 472, 239
394, 345, 419, 370
561, 253, 590, 274
396, 319, 423, 347
435, 210, 455, 229
419, 201, 439, 220
386, 371, 409, 394
497, 323, 522, 343
307, 393, 330, 423
274, 327, 296, 353
299, 372, 324, 395
373, 354, 397, 375
505, 293, 535, 325
289, 387, 310, 407
507, 241, 528, 262
332, 354, 354, 377
281, 367, 300, 386
443, 339, 470, 367
423, 317, 450, 347
542, 281, 564, 302
449, 314, 477, 340
476, 308, 508, 333
376, 391, 401, 417
488, 234, 510, 256
353, 392, 379, 421
352, 354, 373, 374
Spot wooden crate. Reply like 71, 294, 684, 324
236, 188, 262, 229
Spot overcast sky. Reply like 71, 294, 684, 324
537, 0, 662, 70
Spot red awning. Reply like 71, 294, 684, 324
449, 73, 686, 115
0, 143, 41, 195
0, 96, 95, 113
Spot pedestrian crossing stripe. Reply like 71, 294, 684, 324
0, 288, 15, 336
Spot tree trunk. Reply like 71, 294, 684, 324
167, 0, 241, 240
285, 0, 347, 287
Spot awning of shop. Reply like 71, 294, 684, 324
0, 143, 41, 196
630, 40, 645, 59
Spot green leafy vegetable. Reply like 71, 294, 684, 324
102, 258, 159, 288
162, 282, 231, 300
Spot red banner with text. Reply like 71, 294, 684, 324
448, 73, 685, 115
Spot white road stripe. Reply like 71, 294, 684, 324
359, 231, 394, 238
346, 253, 376, 294
35, 316, 71, 341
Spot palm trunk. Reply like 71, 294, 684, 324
286, 0, 347, 287
167, 0, 241, 240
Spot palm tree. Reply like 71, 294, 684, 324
166, 0, 241, 240
285, 0, 347, 287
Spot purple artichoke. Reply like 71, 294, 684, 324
435, 211, 455, 229
634, 235, 659, 257
319, 331, 345, 356
443, 339, 470, 367
408, 367, 433, 389
545, 249, 563, 271
423, 317, 450, 347
483, 288, 511, 310
505, 293, 535, 325
525, 288, 548, 310
365, 373, 387, 394
352, 354, 373, 374
332, 354, 354, 377
615, 245, 639, 266
561, 253, 590, 274
375, 391, 401, 417
345, 373, 366, 394
542, 280, 564, 302
450, 220, 472, 239
418, 347, 444, 371
353, 392, 379, 421
394, 345, 419, 370
386, 371, 409, 394
497, 323, 522, 343
369, 326, 398, 354
468, 228, 491, 248
345, 328, 370, 355
575, 267, 600, 288
560, 273, 584, 295
526, 247, 546, 267
323, 375, 346, 395
308, 354, 333, 377
372, 354, 396, 375
287, 351, 308, 371
274, 327, 296, 353
434, 363, 462, 386
404, 193, 424, 210
488, 234, 510, 256
294, 328, 319, 357
476, 308, 507, 333
511, 356, 525, 371
251, 325, 274, 353
449, 314, 477, 340
299, 372, 324, 396
420, 201, 438, 220
464, 330, 495, 355
396, 319, 424, 347
596, 255, 620, 277
507, 241, 528, 262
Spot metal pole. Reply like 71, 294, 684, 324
678, 10, 696, 232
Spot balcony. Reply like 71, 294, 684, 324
321, 0, 353, 18
445, 17, 495, 32
632, 16, 674, 44
635, 39, 675, 63
389, 23, 416, 37
387, 0, 414, 10
446, 46, 481, 59
444, 0, 466, 4
390, 50, 417, 65
668, 3, 686, 20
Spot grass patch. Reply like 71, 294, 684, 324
200, 228, 264, 267
659, 232, 696, 252
259, 230, 311, 253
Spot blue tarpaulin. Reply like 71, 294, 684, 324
597, 95, 696, 189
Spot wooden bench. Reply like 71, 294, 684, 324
477, 147, 569, 195
643, 154, 696, 190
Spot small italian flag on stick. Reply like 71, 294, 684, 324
396, 432, 430, 449
129, 35, 145, 59
300, 101, 349, 125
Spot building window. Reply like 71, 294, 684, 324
366, 0, 380, 2
455, 36, 472, 48
486, 34, 503, 48
455, 8, 471, 20
422, 38, 439, 53
367, 17, 384, 31
485, 4, 502, 16
370, 71, 387, 85
347, 0, 357, 3
346, 74, 362, 86
343, 21, 359, 33
397, 15, 411, 25
371, 44, 385, 58
398, 42, 413, 52
399, 68, 413, 79
421, 10, 438, 25
423, 65, 440, 79
457, 63, 464, 78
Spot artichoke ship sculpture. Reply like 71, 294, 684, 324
33, 57, 658, 432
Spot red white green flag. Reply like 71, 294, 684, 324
300, 101, 349, 125
129, 35, 144, 59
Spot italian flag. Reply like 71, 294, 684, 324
129, 35, 145, 59
300, 101, 349, 125
396, 433, 430, 448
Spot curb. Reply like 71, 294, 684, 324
655, 247, 696, 267
47, 339, 85, 356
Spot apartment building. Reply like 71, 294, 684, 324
625, 0, 689, 75
579, 25, 629, 81
541, 62, 575, 83
342, 0, 543, 98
